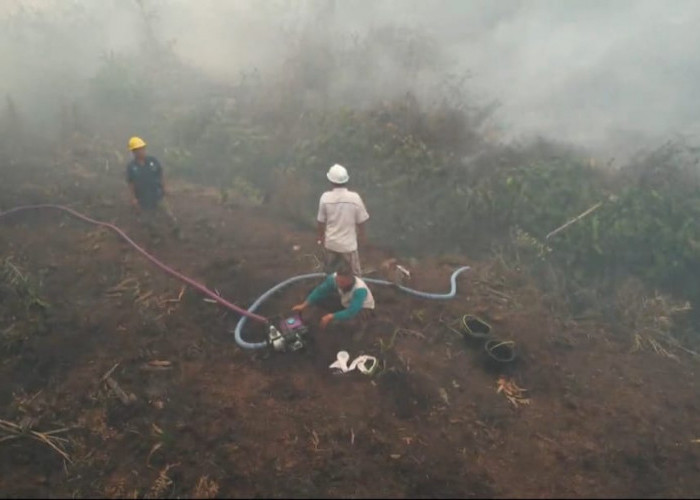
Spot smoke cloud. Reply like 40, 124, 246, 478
2, 0, 699, 155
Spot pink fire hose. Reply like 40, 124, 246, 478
0, 204, 269, 324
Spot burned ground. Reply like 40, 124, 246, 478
1, 161, 700, 499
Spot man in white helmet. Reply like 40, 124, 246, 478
316, 164, 369, 276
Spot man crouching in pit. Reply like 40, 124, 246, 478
292, 262, 375, 334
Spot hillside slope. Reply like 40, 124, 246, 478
0, 161, 699, 498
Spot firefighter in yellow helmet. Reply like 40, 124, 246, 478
126, 137, 181, 240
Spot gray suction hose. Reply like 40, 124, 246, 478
234, 266, 471, 350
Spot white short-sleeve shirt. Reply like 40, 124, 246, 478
317, 187, 370, 253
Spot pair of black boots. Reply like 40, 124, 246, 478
457, 315, 518, 370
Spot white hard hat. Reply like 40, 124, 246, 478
327, 164, 349, 184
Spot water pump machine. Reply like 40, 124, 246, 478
268, 313, 309, 352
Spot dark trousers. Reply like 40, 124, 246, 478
137, 199, 180, 238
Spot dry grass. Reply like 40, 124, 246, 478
77, 408, 118, 441
616, 279, 695, 360
0, 257, 49, 310
0, 258, 49, 353
192, 475, 220, 499
297, 252, 323, 272
103, 478, 140, 499
496, 376, 531, 408
0, 418, 73, 463
146, 463, 179, 499
106, 276, 184, 318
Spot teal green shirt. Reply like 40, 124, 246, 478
307, 275, 368, 321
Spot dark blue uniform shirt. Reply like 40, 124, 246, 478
126, 156, 164, 210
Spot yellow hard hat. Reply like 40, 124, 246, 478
128, 136, 146, 151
